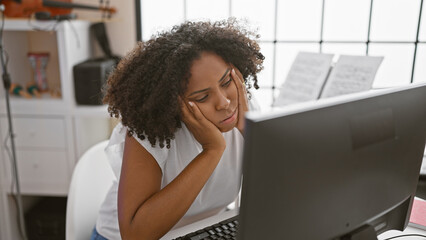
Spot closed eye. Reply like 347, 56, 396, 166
195, 95, 209, 103
221, 77, 232, 87
195, 76, 232, 102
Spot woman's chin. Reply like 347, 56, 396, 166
217, 123, 237, 133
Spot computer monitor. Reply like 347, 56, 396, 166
239, 83, 426, 240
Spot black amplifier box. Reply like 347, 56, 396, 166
73, 58, 116, 105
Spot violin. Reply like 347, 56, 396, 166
2, 0, 117, 18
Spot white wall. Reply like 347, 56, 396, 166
73, 0, 137, 56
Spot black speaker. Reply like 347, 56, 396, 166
73, 58, 115, 105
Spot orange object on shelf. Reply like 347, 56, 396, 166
3, 0, 117, 18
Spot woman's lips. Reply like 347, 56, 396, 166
221, 108, 237, 124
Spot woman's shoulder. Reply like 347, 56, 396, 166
107, 122, 171, 155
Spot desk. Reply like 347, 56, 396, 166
161, 209, 426, 240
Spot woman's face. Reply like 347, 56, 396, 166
184, 52, 239, 132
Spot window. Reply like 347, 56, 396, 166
136, 0, 426, 109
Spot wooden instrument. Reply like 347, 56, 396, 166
3, 0, 117, 18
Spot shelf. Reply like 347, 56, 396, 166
0, 98, 112, 117
72, 104, 110, 117
0, 97, 67, 116
3, 19, 89, 31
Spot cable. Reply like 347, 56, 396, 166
3, 130, 15, 193
3, 134, 26, 240
4, 47, 8, 66
27, 13, 80, 49
4, 136, 25, 240
0, 6, 28, 240
67, 19, 81, 49
382, 234, 426, 240
0, 7, 10, 70
3, 133, 25, 240
27, 14, 60, 32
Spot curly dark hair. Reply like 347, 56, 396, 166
103, 18, 264, 148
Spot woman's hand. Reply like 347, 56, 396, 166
180, 98, 226, 152
231, 67, 249, 135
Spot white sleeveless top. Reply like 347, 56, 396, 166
95, 122, 244, 240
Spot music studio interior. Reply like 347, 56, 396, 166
0, 0, 425, 240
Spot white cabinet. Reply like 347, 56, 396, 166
0, 19, 113, 239
0, 117, 67, 149
0, 19, 112, 240
0, 116, 69, 195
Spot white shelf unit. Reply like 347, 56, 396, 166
0, 19, 112, 239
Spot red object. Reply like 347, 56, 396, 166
3, 0, 117, 18
28, 52, 50, 92
409, 197, 426, 230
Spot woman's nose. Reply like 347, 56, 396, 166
216, 93, 231, 111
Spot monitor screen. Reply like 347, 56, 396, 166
238, 83, 426, 240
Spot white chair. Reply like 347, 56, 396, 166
66, 140, 115, 240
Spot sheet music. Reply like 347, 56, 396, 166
274, 52, 334, 106
320, 55, 383, 98
421, 148, 426, 176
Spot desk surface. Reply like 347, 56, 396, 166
161, 209, 426, 240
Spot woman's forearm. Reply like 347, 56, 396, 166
120, 148, 224, 240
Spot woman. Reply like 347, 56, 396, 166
92, 18, 264, 240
